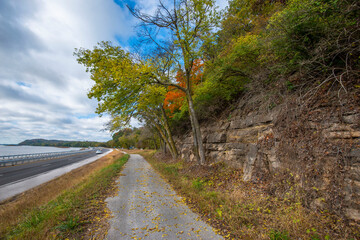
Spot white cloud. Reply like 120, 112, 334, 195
0, 0, 137, 144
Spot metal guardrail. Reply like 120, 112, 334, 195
0, 149, 96, 167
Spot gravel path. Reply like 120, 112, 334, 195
105, 154, 223, 240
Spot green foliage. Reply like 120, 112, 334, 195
18, 139, 108, 147
138, 85, 167, 111
164, 165, 179, 176
111, 127, 144, 149
205, 191, 218, 199
266, 0, 359, 78
217, 0, 285, 51
170, 0, 220, 72
191, 0, 359, 121
155, 161, 183, 178
135, 126, 161, 150
74, 41, 156, 129
193, 34, 260, 115
56, 215, 80, 232
216, 207, 223, 218
286, 81, 295, 91
192, 178, 204, 191
22, 211, 48, 229
118, 135, 136, 149
269, 230, 290, 240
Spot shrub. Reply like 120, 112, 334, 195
266, 0, 359, 84
194, 34, 261, 116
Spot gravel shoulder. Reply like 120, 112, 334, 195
105, 154, 223, 240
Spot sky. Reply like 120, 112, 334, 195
0, 0, 227, 144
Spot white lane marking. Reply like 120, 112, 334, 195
42, 164, 51, 167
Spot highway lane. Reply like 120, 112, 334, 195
0, 149, 109, 186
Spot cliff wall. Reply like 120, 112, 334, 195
176, 93, 360, 222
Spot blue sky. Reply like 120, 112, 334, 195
0, 0, 227, 144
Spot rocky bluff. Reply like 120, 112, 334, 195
176, 93, 360, 222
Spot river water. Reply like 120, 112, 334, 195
0, 145, 81, 156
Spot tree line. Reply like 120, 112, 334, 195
18, 139, 108, 148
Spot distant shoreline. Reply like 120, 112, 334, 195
17, 139, 108, 148
0, 145, 84, 157
1, 145, 70, 148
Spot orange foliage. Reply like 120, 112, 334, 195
164, 59, 203, 117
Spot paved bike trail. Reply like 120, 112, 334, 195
105, 154, 223, 240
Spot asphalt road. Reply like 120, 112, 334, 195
0, 149, 109, 186
105, 154, 223, 240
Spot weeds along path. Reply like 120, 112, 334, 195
106, 154, 223, 240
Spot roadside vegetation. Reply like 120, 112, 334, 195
0, 152, 129, 240
135, 149, 360, 240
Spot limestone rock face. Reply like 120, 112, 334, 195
242, 144, 258, 181
345, 208, 360, 221
175, 97, 360, 222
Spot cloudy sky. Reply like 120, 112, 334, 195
0, 0, 227, 144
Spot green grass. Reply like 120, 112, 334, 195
192, 178, 204, 191
4, 154, 129, 240
269, 230, 290, 240
163, 165, 179, 176
56, 215, 80, 232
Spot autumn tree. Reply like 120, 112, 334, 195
136, 84, 179, 158
164, 59, 204, 116
136, 125, 160, 150
74, 42, 179, 158
75, 0, 219, 164
128, 0, 219, 165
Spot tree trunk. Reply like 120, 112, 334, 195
152, 137, 158, 149
152, 122, 177, 159
152, 108, 179, 159
159, 137, 166, 154
151, 122, 170, 155
160, 106, 179, 158
163, 141, 167, 154
185, 91, 205, 165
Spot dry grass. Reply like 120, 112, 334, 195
0, 150, 123, 237
137, 149, 360, 240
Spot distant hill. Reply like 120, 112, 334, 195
19, 139, 108, 147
